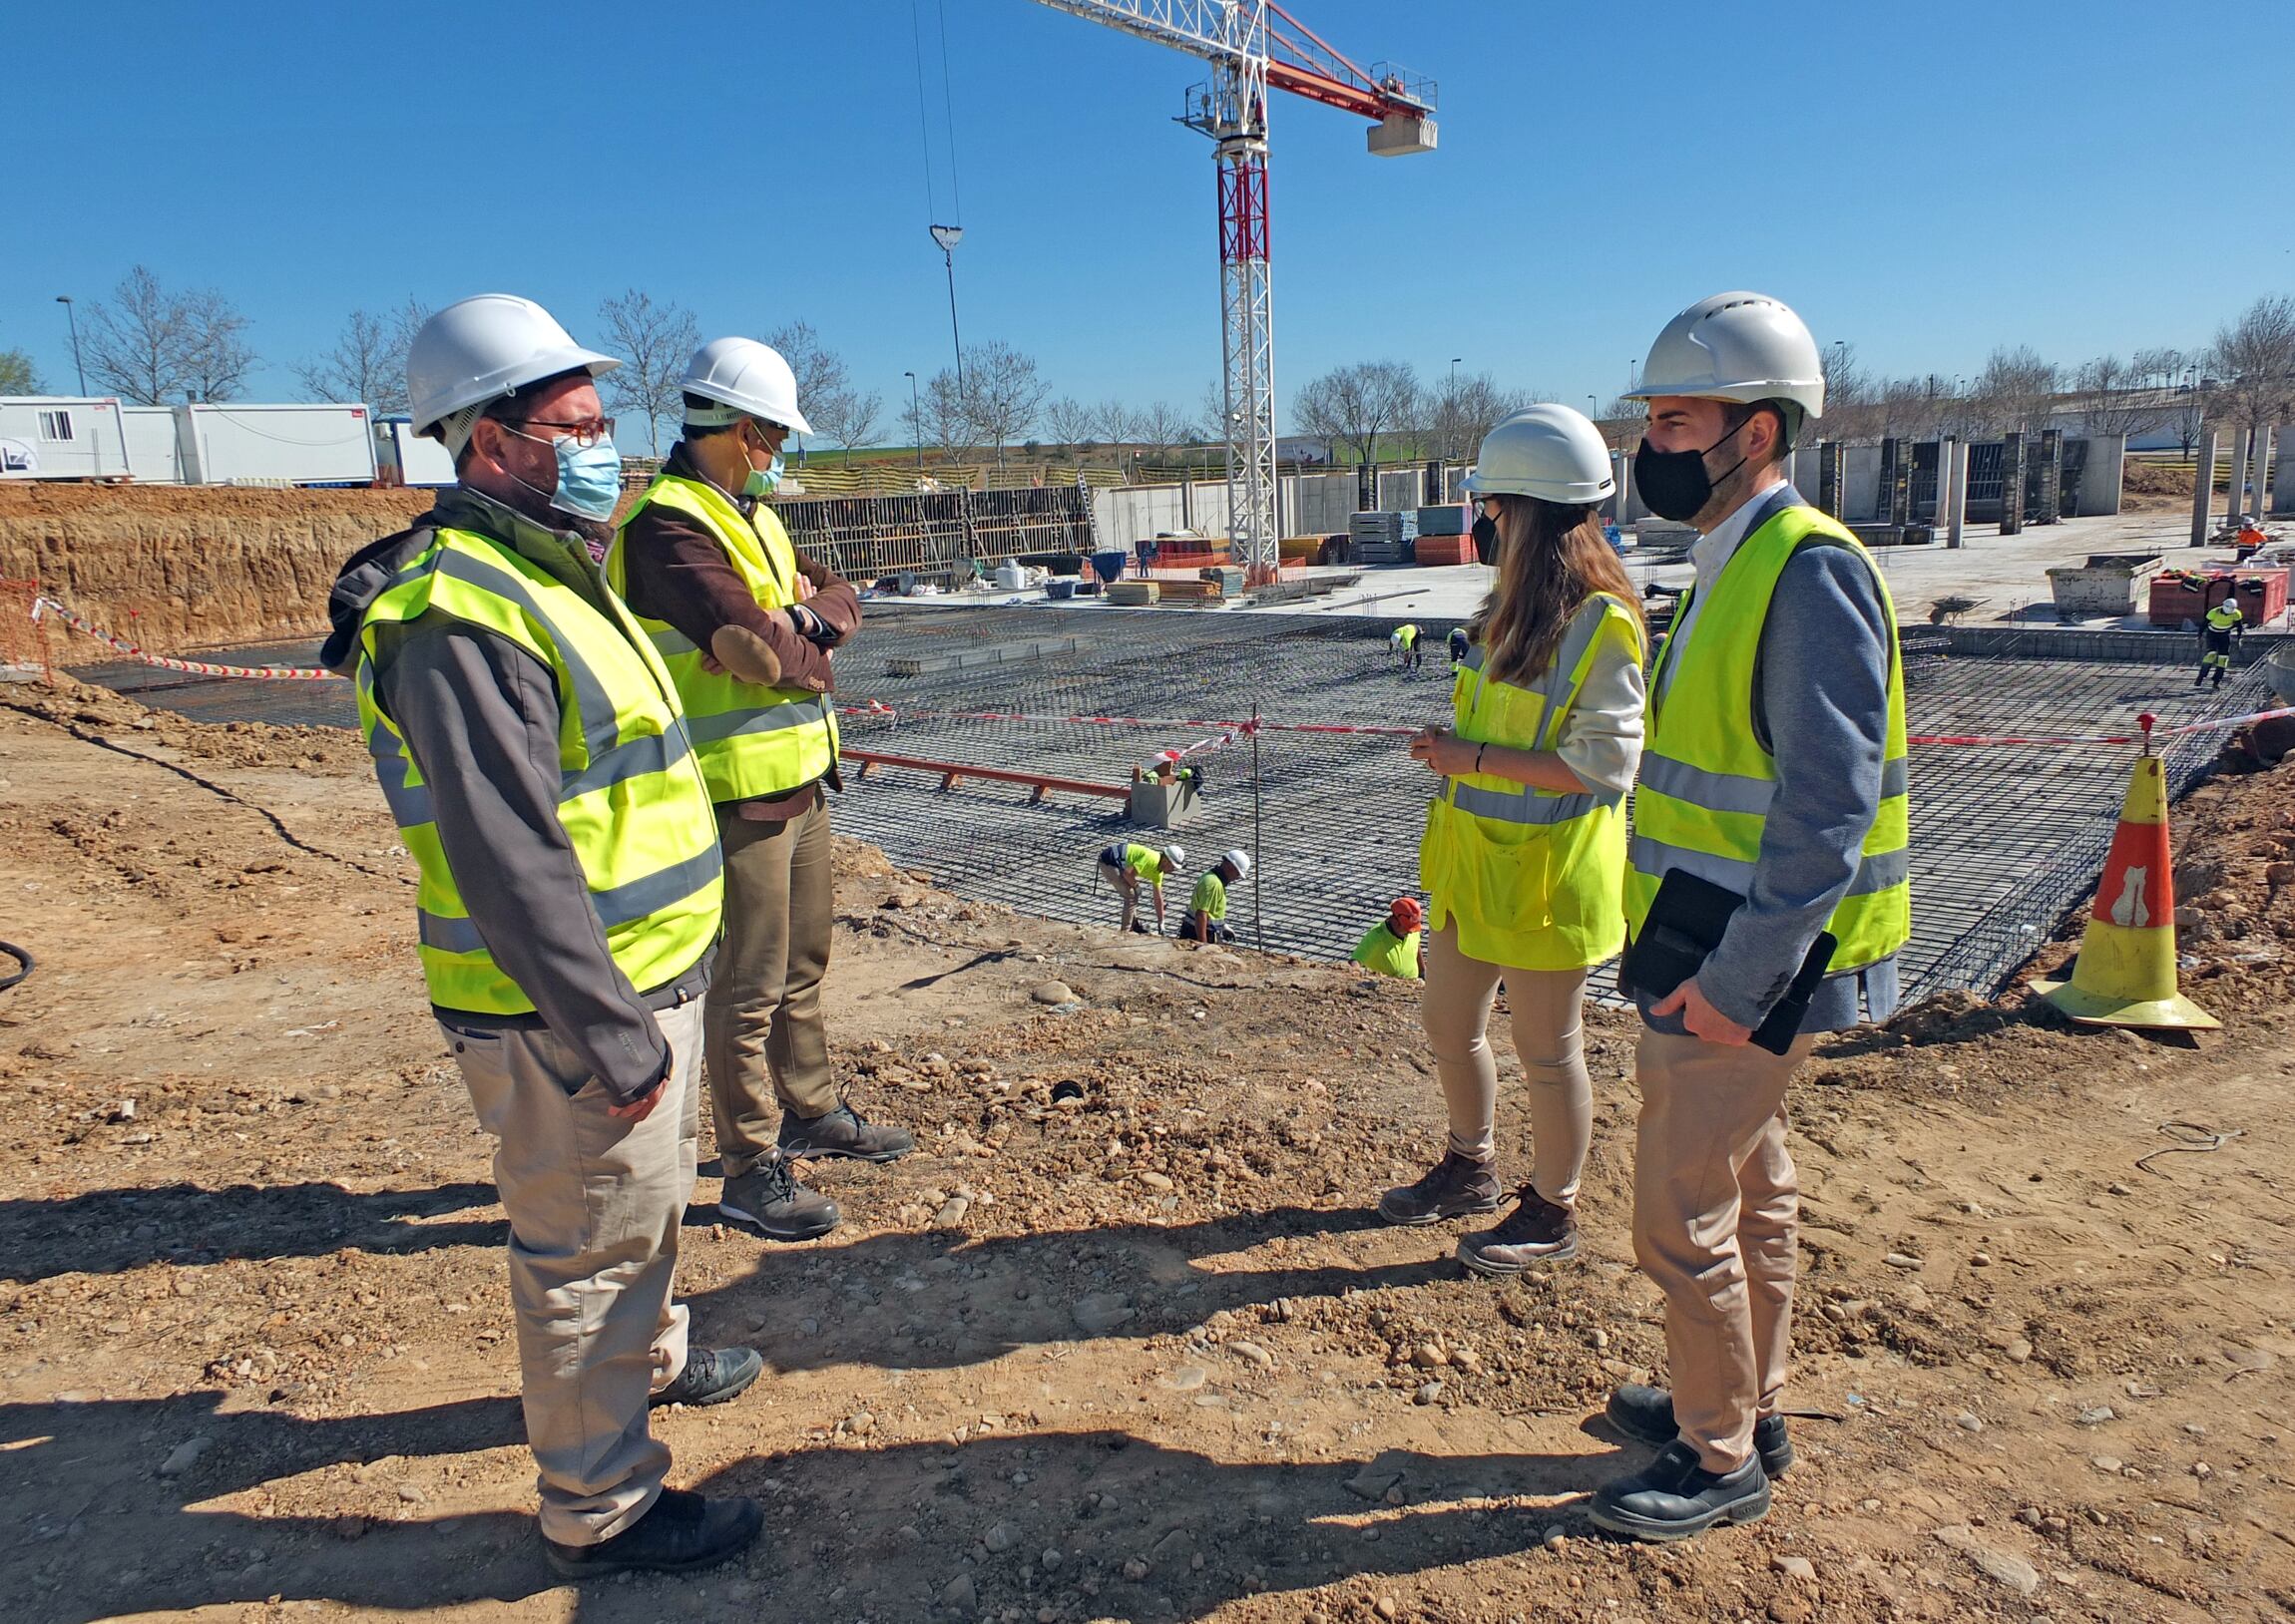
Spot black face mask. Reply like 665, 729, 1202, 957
1632, 417, 1750, 523
1471, 512, 1498, 564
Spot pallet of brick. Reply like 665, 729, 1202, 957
1414, 534, 1477, 567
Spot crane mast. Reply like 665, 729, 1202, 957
1029, 0, 1435, 583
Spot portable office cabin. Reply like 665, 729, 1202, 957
176, 403, 377, 485
374, 416, 458, 487
121, 406, 184, 483
0, 396, 131, 479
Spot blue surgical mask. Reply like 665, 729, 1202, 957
743, 450, 784, 499
551, 437, 625, 521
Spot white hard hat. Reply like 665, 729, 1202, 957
406, 294, 620, 452
1161, 845, 1186, 872
1222, 848, 1251, 880
1623, 290, 1825, 426
682, 337, 815, 438
1461, 405, 1616, 505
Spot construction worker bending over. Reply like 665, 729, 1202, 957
320, 296, 761, 1578
1097, 841, 1183, 934
1352, 896, 1426, 979
1385, 406, 1644, 1287
608, 338, 911, 1245
1448, 624, 1471, 668
1594, 292, 1911, 1543
2197, 594, 2242, 688
1182, 848, 1249, 943
1391, 621, 1423, 670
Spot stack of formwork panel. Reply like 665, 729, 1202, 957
1349, 509, 1419, 565
1416, 504, 1470, 537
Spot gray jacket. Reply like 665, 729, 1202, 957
319, 487, 710, 1103
1637, 486, 1902, 1038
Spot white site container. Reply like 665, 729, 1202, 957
374, 416, 458, 488
121, 405, 184, 483
176, 403, 378, 486
0, 396, 131, 479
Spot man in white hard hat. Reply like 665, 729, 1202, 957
319, 294, 763, 1576
1592, 292, 1910, 1541
608, 337, 908, 1247
1180, 848, 1249, 943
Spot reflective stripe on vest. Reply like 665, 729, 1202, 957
1624, 501, 1911, 974
355, 526, 723, 1016
605, 473, 841, 803
1420, 594, 1642, 973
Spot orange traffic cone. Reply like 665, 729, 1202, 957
2032, 749, 2219, 1030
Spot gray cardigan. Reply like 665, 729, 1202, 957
1637, 486, 1902, 1038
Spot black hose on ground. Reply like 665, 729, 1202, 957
0, 942, 31, 993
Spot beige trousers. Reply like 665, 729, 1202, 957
706, 798, 838, 1176
446, 997, 701, 1545
1418, 924, 1593, 1208
1098, 858, 1144, 933
1630, 1026, 1817, 1474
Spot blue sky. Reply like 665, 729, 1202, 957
5, 0, 2290, 445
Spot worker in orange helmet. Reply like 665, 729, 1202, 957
1352, 896, 1426, 980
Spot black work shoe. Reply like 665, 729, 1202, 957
544, 1487, 763, 1579
1588, 1439, 1770, 1543
1605, 1384, 1795, 1478
651, 1345, 763, 1410
1377, 1150, 1502, 1226
1457, 1186, 1580, 1275
719, 1155, 841, 1240
777, 1102, 915, 1163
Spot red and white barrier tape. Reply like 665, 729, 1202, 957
24, 598, 2293, 749
34, 598, 342, 681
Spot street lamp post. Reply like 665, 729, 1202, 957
904, 371, 921, 471
55, 296, 86, 394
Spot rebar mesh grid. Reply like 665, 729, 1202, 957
67, 606, 2265, 1004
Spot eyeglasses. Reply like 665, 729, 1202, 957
506, 415, 617, 449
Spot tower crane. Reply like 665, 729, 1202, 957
1027, 1, 1437, 581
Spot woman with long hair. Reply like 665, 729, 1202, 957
1382, 404, 1647, 1275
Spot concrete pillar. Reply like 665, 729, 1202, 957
2252, 426, 2272, 518
2226, 428, 2251, 527
2190, 429, 2218, 545
2036, 429, 2063, 525
2273, 424, 2293, 517
1944, 438, 1968, 549
1817, 441, 1845, 518
2000, 432, 2026, 536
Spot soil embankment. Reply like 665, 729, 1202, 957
0, 484, 429, 651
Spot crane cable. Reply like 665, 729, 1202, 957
909, 0, 965, 229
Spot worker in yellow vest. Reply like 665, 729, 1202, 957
1390, 621, 1423, 671
1097, 840, 1185, 934
609, 338, 911, 1245
1590, 292, 1911, 1543
2196, 594, 2242, 688
1383, 406, 1646, 1291
320, 295, 761, 1577
1351, 895, 1426, 979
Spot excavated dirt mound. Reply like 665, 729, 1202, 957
0, 484, 430, 651
3, 680, 2294, 1622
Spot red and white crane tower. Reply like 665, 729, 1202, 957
1027, 1, 1437, 580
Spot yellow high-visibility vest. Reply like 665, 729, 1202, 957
605, 472, 840, 803
354, 526, 722, 1015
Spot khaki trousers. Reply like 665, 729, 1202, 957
1419, 924, 1593, 1207
705, 798, 837, 1177
1630, 1026, 1817, 1474
1098, 859, 1143, 933
446, 998, 701, 1545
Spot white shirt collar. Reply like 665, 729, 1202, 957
1688, 475, 1792, 588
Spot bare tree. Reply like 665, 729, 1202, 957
2069, 354, 2166, 442
2171, 385, 2209, 459
763, 320, 853, 442
1965, 344, 2061, 437
810, 386, 882, 457
962, 340, 1048, 469
2131, 346, 2187, 392
1133, 401, 1195, 472
83, 266, 260, 404
1091, 398, 1138, 457
0, 349, 44, 394
920, 368, 978, 461
1292, 360, 1420, 466
1042, 397, 1096, 454
597, 290, 699, 457
295, 306, 420, 413
1818, 341, 1870, 410
2208, 294, 2295, 436
1424, 370, 1527, 462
